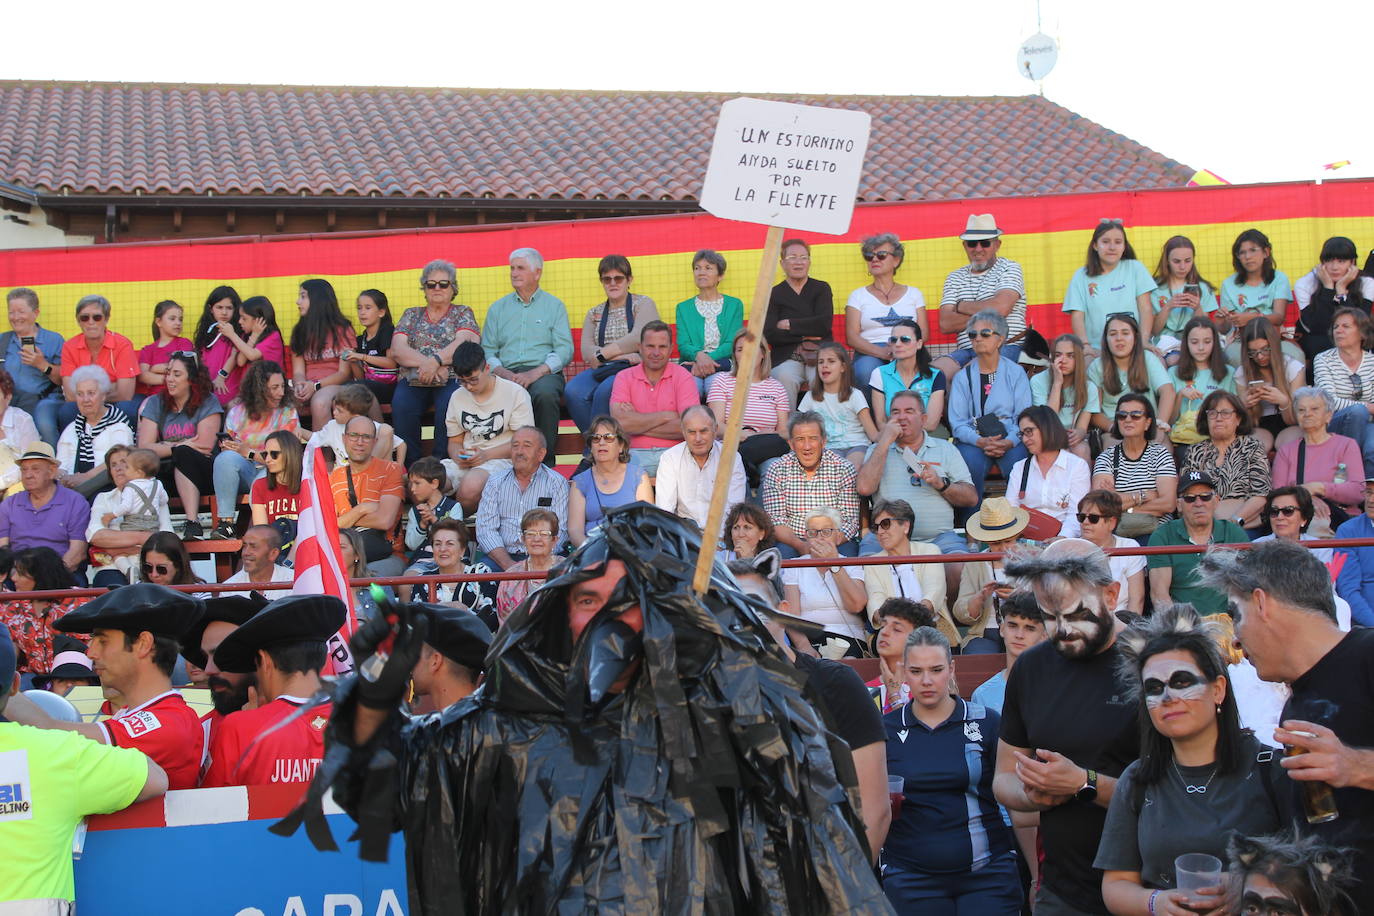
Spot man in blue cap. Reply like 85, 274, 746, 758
200, 595, 345, 788
0, 624, 169, 911
4, 582, 206, 789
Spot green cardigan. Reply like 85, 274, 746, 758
675, 295, 744, 364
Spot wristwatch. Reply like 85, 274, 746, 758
1076, 768, 1098, 803
595, 349, 607, 365
936, 476, 950, 492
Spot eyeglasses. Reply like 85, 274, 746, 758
804, 527, 838, 539
142, 562, 172, 577
874, 517, 906, 530
263, 449, 283, 459
78, 312, 106, 323
1076, 512, 1113, 524
423, 280, 453, 290
1351, 373, 1365, 401
1115, 410, 1147, 421
971, 328, 1001, 338
588, 433, 619, 443
344, 431, 376, 442
963, 239, 994, 249
782, 254, 810, 262
1266, 505, 1301, 518
1181, 492, 1215, 503
599, 274, 628, 284
456, 372, 483, 387
1017, 427, 1038, 439
888, 335, 915, 345
864, 251, 894, 262
1205, 409, 1237, 419
522, 530, 553, 539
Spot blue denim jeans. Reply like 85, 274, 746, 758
956, 440, 1029, 503
391, 378, 461, 466
564, 367, 619, 433
212, 450, 262, 521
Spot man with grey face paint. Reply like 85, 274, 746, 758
993, 538, 1140, 916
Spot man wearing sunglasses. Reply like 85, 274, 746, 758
1146, 470, 1248, 616
933, 215, 1027, 382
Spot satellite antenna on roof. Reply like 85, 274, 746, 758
1017, 1, 1057, 95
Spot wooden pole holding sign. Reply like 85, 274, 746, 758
690, 225, 784, 594
689, 97, 871, 596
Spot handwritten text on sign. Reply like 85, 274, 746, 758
701, 98, 871, 235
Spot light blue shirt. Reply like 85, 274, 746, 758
2, 325, 63, 408
1149, 281, 1218, 340
1061, 260, 1155, 347
948, 358, 1032, 446
1085, 350, 1172, 418
481, 288, 574, 373
1221, 272, 1292, 319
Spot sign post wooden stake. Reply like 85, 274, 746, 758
691, 225, 784, 594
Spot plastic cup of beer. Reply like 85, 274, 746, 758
887, 775, 904, 819
1284, 731, 1340, 824
1175, 853, 1223, 900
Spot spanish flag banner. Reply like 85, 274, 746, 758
1, 179, 1370, 350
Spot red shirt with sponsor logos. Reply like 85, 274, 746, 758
200, 696, 332, 788
99, 690, 206, 790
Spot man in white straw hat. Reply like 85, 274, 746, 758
933, 214, 1028, 381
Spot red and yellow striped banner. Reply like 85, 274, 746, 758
2, 179, 1370, 350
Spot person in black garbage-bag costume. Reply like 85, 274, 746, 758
275, 501, 890, 915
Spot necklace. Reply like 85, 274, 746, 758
870, 282, 903, 304
1173, 761, 1218, 795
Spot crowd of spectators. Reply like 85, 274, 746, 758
3, 217, 1374, 914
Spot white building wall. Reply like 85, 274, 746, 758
0, 206, 95, 249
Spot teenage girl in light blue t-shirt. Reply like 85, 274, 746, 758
1219, 228, 1292, 333
1061, 220, 1155, 353
1147, 235, 1218, 364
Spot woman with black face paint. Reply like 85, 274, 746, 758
1096, 605, 1281, 916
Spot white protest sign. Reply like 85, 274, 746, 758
700, 98, 871, 235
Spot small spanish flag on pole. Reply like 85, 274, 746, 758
1323, 160, 1352, 171
1186, 169, 1229, 187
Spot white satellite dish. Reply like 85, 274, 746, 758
1017, 32, 1058, 81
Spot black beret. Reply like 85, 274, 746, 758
54, 583, 205, 641
212, 594, 347, 674
419, 604, 492, 672
182, 594, 271, 669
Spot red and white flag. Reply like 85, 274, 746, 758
292, 447, 356, 675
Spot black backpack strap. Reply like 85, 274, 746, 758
1296, 438, 1306, 485
1019, 454, 1033, 500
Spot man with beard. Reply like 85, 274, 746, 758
278, 505, 888, 914
932, 214, 1027, 380
3, 583, 206, 790
410, 604, 491, 711
993, 539, 1139, 916
200, 595, 344, 788
182, 595, 269, 754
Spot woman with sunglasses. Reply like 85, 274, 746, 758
868, 317, 945, 430
390, 259, 481, 463
1252, 485, 1336, 566
250, 430, 303, 555
1061, 220, 1155, 360
137, 352, 223, 540
1075, 490, 1146, 614
1006, 405, 1090, 538
1096, 605, 1281, 916
1312, 307, 1374, 478
1031, 333, 1091, 460
37, 295, 141, 447
567, 415, 651, 547
1234, 317, 1303, 454
845, 233, 927, 385
862, 498, 952, 643
207, 359, 299, 541
1087, 315, 1175, 443
565, 255, 659, 434
137, 530, 208, 597
1217, 228, 1291, 333
1091, 393, 1178, 540
1180, 389, 1269, 531
949, 309, 1031, 502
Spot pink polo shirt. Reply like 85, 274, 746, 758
610, 363, 698, 448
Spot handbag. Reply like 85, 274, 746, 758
589, 359, 631, 383
1112, 446, 1161, 538
1017, 459, 1064, 540
794, 337, 823, 365
967, 362, 1008, 439
346, 465, 396, 562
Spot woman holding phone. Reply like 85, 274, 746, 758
1148, 236, 1217, 365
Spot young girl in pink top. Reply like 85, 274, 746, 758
136, 300, 193, 408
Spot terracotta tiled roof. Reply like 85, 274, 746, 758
0, 81, 1193, 202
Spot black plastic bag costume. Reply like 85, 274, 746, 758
276, 503, 889, 914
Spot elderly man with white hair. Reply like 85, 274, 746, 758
993, 538, 1140, 916
56, 365, 133, 497
481, 248, 574, 466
